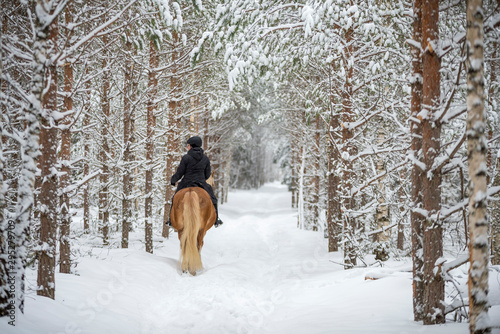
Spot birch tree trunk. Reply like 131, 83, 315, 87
410, 0, 425, 321
145, 39, 158, 254
375, 125, 390, 261
37, 2, 59, 299
421, 0, 444, 324
466, 1, 491, 332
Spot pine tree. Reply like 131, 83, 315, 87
410, 0, 425, 321
327, 109, 341, 252
37, 0, 62, 300
58, 5, 74, 274
145, 37, 158, 254
421, 0, 445, 324
99, 34, 111, 246
121, 32, 133, 249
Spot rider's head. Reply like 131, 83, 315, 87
186, 136, 202, 149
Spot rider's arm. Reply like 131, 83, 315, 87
204, 158, 211, 180
171, 156, 188, 185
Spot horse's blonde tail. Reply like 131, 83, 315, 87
180, 190, 203, 275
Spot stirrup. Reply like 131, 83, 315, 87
165, 219, 172, 227
215, 218, 223, 228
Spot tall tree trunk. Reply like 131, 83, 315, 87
99, 35, 110, 246
37, 5, 59, 299
223, 149, 232, 204
14, 1, 46, 310
492, 156, 500, 265
397, 169, 405, 251
410, 0, 425, 321
290, 132, 297, 209
83, 69, 91, 233
311, 115, 321, 231
297, 143, 306, 229
342, 27, 357, 268
58, 8, 73, 274
375, 125, 390, 261
213, 139, 222, 196
162, 30, 181, 239
327, 113, 340, 252
203, 112, 209, 152
145, 39, 158, 254
466, 1, 491, 332
489, 11, 500, 267
129, 49, 139, 218
122, 37, 133, 249
460, 167, 469, 248
421, 0, 444, 325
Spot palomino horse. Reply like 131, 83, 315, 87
170, 175, 216, 275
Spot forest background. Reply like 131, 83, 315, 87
1, 0, 500, 332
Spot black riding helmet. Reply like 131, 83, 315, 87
186, 136, 202, 148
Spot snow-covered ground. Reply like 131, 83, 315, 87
2, 182, 499, 333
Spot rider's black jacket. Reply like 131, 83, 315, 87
170, 147, 217, 207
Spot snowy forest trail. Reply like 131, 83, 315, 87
2, 183, 477, 334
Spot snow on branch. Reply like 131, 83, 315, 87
434, 132, 466, 173
59, 0, 137, 62
350, 161, 407, 197
434, 186, 500, 221
62, 171, 100, 195
365, 222, 398, 237
260, 23, 306, 38
439, 254, 469, 275
485, 12, 500, 30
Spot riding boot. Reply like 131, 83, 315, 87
165, 198, 174, 227
214, 204, 223, 228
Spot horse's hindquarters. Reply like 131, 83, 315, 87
172, 188, 215, 275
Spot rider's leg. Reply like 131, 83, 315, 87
165, 195, 175, 226
213, 203, 223, 227
204, 184, 223, 227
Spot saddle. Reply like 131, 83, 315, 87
188, 181, 206, 189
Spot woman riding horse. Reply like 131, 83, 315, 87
166, 136, 223, 227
